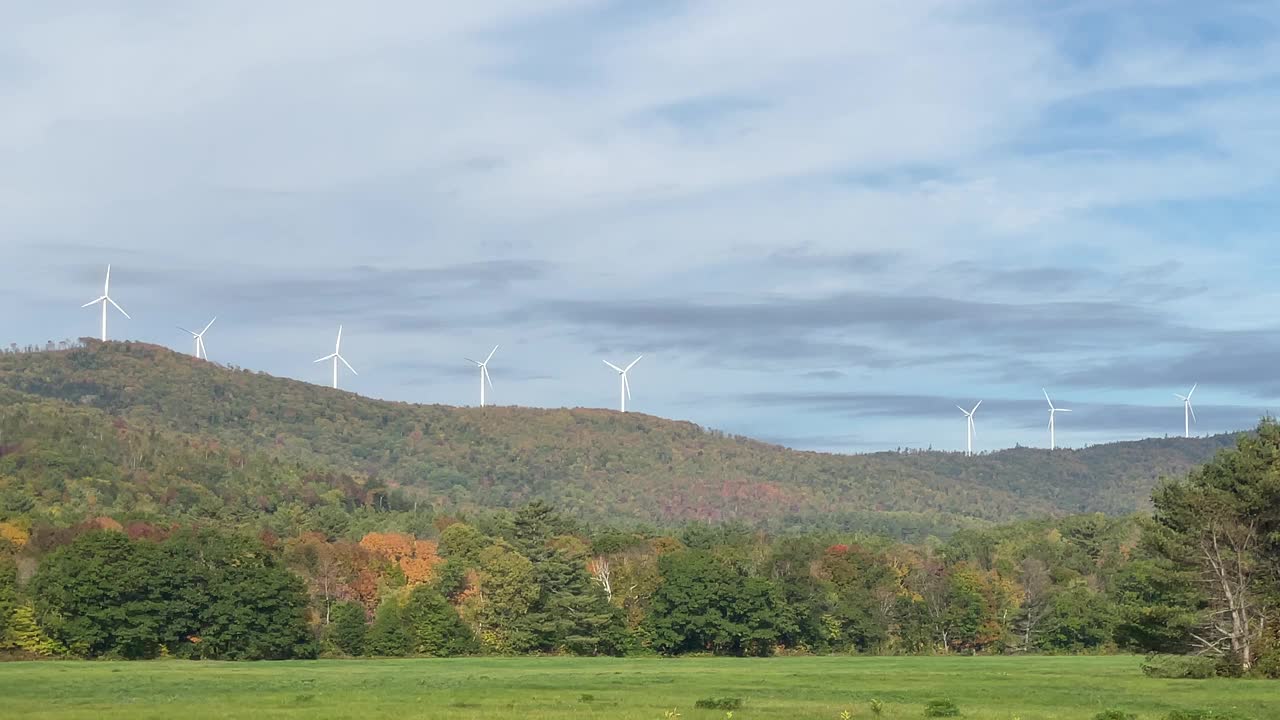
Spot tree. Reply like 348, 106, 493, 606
30, 531, 166, 658
646, 550, 795, 656
5, 603, 64, 656
158, 529, 315, 660
439, 523, 489, 565
0, 554, 15, 647
1035, 583, 1114, 652
1144, 420, 1280, 671
459, 543, 539, 653
402, 584, 475, 656
365, 598, 411, 656
327, 601, 367, 656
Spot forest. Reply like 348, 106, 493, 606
1, 425, 1277, 675
0, 341, 1240, 538
0, 342, 1276, 677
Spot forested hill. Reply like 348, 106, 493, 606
0, 341, 1240, 536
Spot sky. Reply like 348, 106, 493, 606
3, 1, 1280, 453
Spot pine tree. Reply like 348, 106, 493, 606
7, 604, 64, 656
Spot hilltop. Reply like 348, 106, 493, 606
0, 341, 1241, 537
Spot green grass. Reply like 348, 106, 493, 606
0, 656, 1271, 719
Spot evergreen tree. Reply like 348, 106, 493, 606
0, 554, 16, 647
327, 601, 367, 656
365, 599, 411, 656
6, 604, 64, 656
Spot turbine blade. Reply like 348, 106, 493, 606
104, 264, 111, 294
970, 418, 977, 437
314, 353, 336, 363
335, 325, 343, 351
971, 400, 982, 413
339, 355, 357, 375
1175, 394, 1188, 401
957, 405, 968, 414
625, 355, 644, 372
484, 345, 499, 364
1188, 383, 1197, 399
603, 360, 624, 373
177, 326, 196, 336
108, 297, 130, 319
1189, 404, 1197, 423
623, 373, 632, 399
484, 366, 494, 389
82, 296, 106, 308
201, 317, 217, 334
1058, 408, 1072, 412
464, 358, 481, 366
1043, 388, 1053, 409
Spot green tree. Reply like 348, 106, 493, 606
30, 531, 166, 658
402, 584, 475, 656
1035, 583, 1115, 652
158, 529, 315, 660
366, 598, 411, 656
327, 601, 367, 656
647, 550, 796, 656
1144, 420, 1280, 671
439, 523, 489, 565
0, 554, 16, 647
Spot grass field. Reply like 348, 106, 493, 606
0, 656, 1272, 720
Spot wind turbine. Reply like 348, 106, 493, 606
81, 265, 130, 341
465, 345, 499, 407
177, 317, 216, 360
1176, 383, 1198, 438
314, 326, 357, 389
603, 355, 643, 412
957, 401, 981, 457
1043, 389, 1071, 450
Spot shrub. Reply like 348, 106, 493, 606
694, 697, 742, 710
1140, 654, 1217, 679
870, 698, 885, 716
1093, 710, 1136, 720
924, 698, 961, 717
578, 694, 594, 703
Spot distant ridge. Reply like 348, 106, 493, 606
0, 340, 1241, 537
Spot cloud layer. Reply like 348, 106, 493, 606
3, 1, 1279, 451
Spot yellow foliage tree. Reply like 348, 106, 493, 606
0, 522, 28, 548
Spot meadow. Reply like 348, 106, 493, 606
0, 656, 1271, 720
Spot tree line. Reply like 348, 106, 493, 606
2, 420, 1277, 675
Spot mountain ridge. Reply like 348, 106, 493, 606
0, 340, 1242, 536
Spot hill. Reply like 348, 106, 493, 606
0, 341, 1242, 537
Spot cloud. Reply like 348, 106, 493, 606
2, 2, 1280, 452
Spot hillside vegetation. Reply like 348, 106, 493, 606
0, 341, 1240, 535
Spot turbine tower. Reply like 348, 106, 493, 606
177, 317, 217, 360
603, 355, 643, 412
957, 401, 981, 457
1176, 383, 1198, 438
1043, 389, 1071, 450
466, 345, 499, 407
314, 325, 357, 389
81, 265, 130, 341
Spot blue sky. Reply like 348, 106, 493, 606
2, 1, 1280, 452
